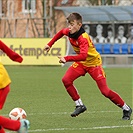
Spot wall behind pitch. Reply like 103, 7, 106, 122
0, 38, 66, 65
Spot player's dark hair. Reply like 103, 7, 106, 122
66, 12, 82, 23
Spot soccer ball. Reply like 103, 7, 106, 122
9, 107, 27, 120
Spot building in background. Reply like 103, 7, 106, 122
0, 0, 53, 38
0, 0, 132, 38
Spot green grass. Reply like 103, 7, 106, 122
1, 66, 133, 133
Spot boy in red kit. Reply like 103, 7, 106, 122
44, 13, 132, 120
0, 40, 30, 133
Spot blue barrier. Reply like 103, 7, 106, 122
94, 43, 132, 54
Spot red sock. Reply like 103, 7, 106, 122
96, 78, 124, 107
0, 116, 20, 131
0, 40, 23, 63
0, 126, 5, 133
0, 85, 10, 109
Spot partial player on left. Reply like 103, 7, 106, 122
0, 40, 30, 133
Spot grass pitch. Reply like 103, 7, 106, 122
1, 66, 133, 133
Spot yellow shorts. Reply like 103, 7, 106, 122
0, 63, 11, 89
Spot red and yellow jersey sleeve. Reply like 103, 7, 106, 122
47, 28, 69, 47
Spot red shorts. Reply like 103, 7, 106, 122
71, 62, 106, 81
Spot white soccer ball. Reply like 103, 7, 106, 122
9, 107, 27, 120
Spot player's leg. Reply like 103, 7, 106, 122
62, 62, 87, 117
0, 85, 9, 132
0, 63, 11, 110
0, 116, 30, 133
0, 116, 20, 131
97, 78, 132, 120
88, 65, 132, 120
0, 85, 10, 109
0, 86, 10, 133
0, 86, 30, 132
0, 126, 5, 133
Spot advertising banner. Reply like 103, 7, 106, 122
0, 38, 66, 65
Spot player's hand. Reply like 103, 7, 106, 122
44, 44, 50, 52
58, 56, 66, 64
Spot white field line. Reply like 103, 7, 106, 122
6, 125, 132, 133
28, 110, 121, 117
2, 110, 121, 116
28, 125, 131, 132
28, 110, 121, 116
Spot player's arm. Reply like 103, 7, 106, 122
44, 28, 69, 52
58, 52, 87, 64
0, 40, 23, 63
64, 37, 88, 62
58, 38, 88, 64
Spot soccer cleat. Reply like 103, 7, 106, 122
122, 107, 132, 120
71, 105, 87, 117
17, 119, 30, 133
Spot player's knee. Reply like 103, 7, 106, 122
62, 76, 72, 87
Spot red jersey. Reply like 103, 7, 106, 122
47, 27, 102, 67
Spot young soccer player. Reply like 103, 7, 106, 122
44, 12, 132, 120
0, 40, 30, 133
